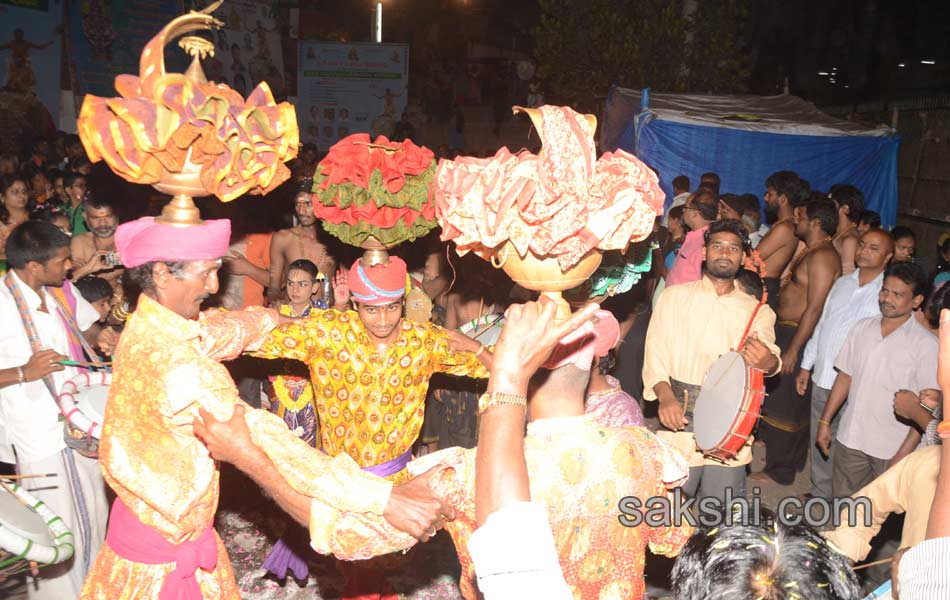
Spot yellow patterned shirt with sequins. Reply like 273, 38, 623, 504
254, 309, 488, 478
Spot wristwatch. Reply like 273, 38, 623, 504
478, 391, 527, 414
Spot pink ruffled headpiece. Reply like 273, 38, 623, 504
116, 217, 231, 268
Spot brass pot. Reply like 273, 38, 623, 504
492, 242, 602, 318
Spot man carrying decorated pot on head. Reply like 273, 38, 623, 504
251, 253, 492, 598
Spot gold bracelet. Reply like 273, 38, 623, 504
817, 418, 832, 426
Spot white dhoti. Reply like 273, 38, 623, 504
18, 450, 108, 600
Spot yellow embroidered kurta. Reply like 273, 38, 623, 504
254, 309, 488, 478
81, 296, 417, 600
408, 416, 694, 600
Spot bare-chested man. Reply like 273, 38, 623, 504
267, 184, 338, 304
828, 184, 864, 276
755, 198, 841, 485
756, 171, 811, 311
69, 198, 123, 289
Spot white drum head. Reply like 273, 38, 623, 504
693, 352, 747, 451
0, 491, 50, 545
458, 314, 505, 346
76, 384, 109, 423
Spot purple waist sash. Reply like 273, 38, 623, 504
261, 447, 412, 580
360, 449, 412, 478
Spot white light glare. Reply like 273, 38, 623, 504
921, 60, 936, 65
817, 71, 829, 76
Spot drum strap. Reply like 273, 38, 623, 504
736, 301, 765, 349
2, 272, 94, 572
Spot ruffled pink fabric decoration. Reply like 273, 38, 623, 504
435, 105, 664, 270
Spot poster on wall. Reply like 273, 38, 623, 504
67, 0, 183, 101
297, 41, 409, 151
0, 0, 63, 135
198, 0, 286, 99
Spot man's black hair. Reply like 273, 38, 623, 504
828, 184, 865, 220
765, 171, 811, 207
884, 260, 929, 299
672, 508, 861, 600
704, 218, 751, 252
5, 220, 71, 269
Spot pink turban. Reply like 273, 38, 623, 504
542, 309, 620, 371
348, 256, 407, 305
115, 217, 232, 268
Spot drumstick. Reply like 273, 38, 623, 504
852, 556, 895, 571
58, 360, 111, 368
0, 473, 58, 480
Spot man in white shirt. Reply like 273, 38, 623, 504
796, 229, 893, 500
0, 221, 114, 599
817, 261, 939, 498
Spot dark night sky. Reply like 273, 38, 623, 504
318, 0, 950, 105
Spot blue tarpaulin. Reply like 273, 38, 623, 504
601, 87, 901, 228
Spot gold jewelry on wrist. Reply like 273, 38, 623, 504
478, 391, 527, 414
817, 418, 831, 426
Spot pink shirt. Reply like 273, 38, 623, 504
666, 225, 708, 286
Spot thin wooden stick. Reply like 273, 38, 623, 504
58, 360, 111, 368
852, 556, 895, 571
0, 473, 57, 480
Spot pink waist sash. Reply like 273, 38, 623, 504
106, 499, 218, 600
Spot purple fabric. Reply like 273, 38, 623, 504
261, 536, 310, 581
362, 449, 413, 478
585, 376, 644, 427
260, 449, 413, 579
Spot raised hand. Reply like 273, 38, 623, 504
332, 268, 350, 310
490, 298, 601, 389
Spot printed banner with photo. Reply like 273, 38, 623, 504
198, 0, 286, 99
67, 0, 183, 101
297, 41, 409, 151
0, 0, 63, 133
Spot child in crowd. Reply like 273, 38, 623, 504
73, 275, 114, 323
264, 258, 324, 448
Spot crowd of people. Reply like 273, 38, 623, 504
0, 128, 950, 600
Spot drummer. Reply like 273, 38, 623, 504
643, 218, 781, 502
0, 221, 115, 599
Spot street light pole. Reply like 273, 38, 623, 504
374, 1, 382, 43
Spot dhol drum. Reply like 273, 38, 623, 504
692, 351, 766, 462
458, 313, 505, 346
58, 371, 111, 458
0, 480, 74, 578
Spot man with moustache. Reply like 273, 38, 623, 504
81, 215, 453, 599
69, 199, 123, 290
817, 261, 938, 498
755, 199, 841, 486
267, 181, 339, 304
644, 219, 781, 502
795, 229, 894, 500
755, 171, 811, 311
